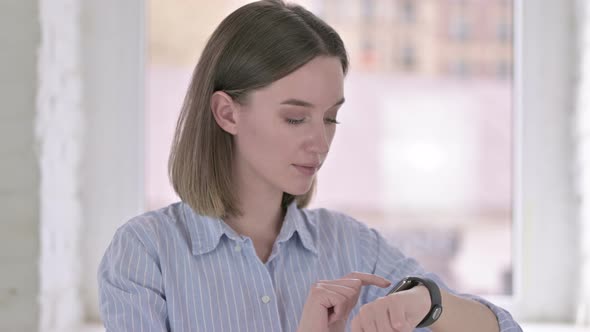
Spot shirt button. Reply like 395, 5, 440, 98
234, 244, 242, 252
261, 295, 271, 304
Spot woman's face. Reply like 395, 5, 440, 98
233, 56, 345, 197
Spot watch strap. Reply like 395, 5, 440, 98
387, 276, 443, 328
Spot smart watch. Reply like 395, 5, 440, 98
386, 276, 443, 328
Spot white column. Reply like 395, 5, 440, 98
37, 0, 146, 326
80, 0, 145, 322
516, 0, 578, 322
37, 0, 84, 331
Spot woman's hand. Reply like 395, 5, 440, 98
297, 272, 391, 332
350, 285, 431, 332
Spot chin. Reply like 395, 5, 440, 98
286, 189, 309, 197
284, 182, 314, 196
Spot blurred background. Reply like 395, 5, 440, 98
1, 0, 588, 331
148, 0, 513, 298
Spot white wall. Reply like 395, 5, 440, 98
0, 1, 40, 331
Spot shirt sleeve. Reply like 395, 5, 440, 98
98, 222, 169, 332
358, 225, 523, 332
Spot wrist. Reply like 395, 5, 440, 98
410, 285, 432, 319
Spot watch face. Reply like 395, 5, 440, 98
387, 279, 415, 295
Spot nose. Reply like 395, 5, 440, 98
307, 122, 331, 155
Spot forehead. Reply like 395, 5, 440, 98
250, 56, 345, 107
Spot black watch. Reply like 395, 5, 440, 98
386, 276, 443, 328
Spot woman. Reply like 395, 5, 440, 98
98, 1, 522, 331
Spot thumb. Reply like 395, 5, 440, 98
344, 272, 391, 288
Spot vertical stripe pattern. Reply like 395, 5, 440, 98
98, 202, 522, 332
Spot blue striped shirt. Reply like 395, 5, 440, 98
98, 201, 522, 331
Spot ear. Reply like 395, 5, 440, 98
210, 91, 239, 135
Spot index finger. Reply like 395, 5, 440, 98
343, 272, 391, 288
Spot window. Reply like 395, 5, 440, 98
449, 17, 471, 41
146, 0, 514, 300
311, 0, 513, 297
399, 0, 416, 23
361, 0, 375, 23
449, 58, 470, 77
400, 44, 416, 70
497, 60, 511, 79
497, 20, 512, 43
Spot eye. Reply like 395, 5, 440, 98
286, 118, 305, 125
325, 118, 340, 124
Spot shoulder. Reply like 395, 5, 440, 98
298, 206, 373, 238
111, 202, 189, 254
118, 201, 186, 235
298, 206, 392, 252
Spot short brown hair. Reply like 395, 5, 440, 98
169, 0, 349, 218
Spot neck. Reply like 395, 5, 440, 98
224, 168, 285, 241
227, 193, 284, 238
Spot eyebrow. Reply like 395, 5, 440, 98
279, 97, 346, 108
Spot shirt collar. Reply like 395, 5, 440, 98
182, 201, 318, 256
275, 201, 318, 255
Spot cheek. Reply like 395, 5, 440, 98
239, 118, 292, 157
326, 126, 337, 145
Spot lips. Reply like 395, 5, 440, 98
296, 163, 321, 168
293, 163, 322, 176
